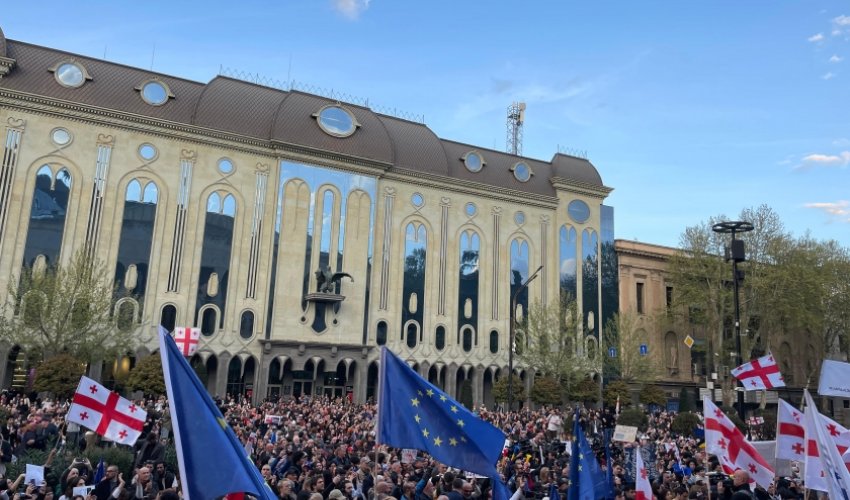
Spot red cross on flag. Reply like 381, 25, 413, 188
730, 353, 785, 391
802, 400, 850, 493
776, 399, 806, 461
66, 376, 147, 446
804, 390, 850, 500
703, 397, 774, 489
635, 446, 652, 500
174, 326, 201, 357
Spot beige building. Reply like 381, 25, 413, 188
0, 26, 616, 405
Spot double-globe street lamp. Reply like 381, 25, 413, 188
508, 265, 543, 412
711, 220, 754, 421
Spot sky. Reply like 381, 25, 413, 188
3, 1, 849, 248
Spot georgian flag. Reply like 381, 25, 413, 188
703, 397, 774, 489
731, 353, 785, 391
174, 326, 201, 357
801, 401, 850, 492
804, 390, 850, 500
635, 446, 652, 500
66, 376, 147, 446
776, 399, 806, 461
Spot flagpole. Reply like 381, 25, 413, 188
159, 329, 191, 500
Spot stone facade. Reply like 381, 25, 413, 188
0, 26, 614, 406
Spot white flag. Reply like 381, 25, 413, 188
818, 360, 850, 398
804, 390, 850, 500
66, 376, 147, 446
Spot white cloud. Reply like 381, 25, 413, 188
804, 200, 850, 221
809, 32, 825, 42
833, 29, 844, 36
834, 15, 850, 26
822, 71, 836, 80
333, 0, 371, 20
833, 138, 850, 147
830, 55, 844, 63
797, 151, 850, 169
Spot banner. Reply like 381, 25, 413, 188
818, 360, 850, 398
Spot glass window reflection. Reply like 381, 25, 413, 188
22, 165, 71, 268
125, 180, 142, 202
559, 225, 578, 301
582, 229, 599, 339
142, 182, 158, 203
401, 223, 427, 340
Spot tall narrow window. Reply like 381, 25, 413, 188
115, 180, 158, 300
401, 223, 427, 339
457, 230, 480, 349
160, 305, 177, 333
489, 330, 499, 354
510, 239, 530, 341
376, 321, 387, 346
23, 166, 71, 268
636, 283, 645, 314
559, 225, 578, 302
581, 229, 599, 339
196, 193, 236, 332
665, 286, 673, 311
435, 326, 446, 350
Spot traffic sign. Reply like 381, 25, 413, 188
684, 335, 695, 349
609, 347, 617, 358
639, 344, 648, 356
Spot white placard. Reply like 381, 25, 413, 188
25, 464, 44, 485
612, 424, 638, 443
818, 360, 850, 398
401, 448, 417, 464
73, 486, 94, 496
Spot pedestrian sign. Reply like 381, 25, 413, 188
609, 347, 617, 358
639, 344, 648, 356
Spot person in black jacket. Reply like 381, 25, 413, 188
92, 465, 125, 500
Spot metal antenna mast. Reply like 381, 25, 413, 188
506, 102, 526, 156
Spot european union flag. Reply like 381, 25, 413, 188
568, 413, 607, 500
376, 347, 506, 479
158, 327, 275, 500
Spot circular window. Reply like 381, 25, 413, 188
55, 62, 85, 88
465, 202, 477, 217
141, 81, 169, 106
513, 162, 532, 182
411, 193, 424, 208
218, 158, 234, 174
51, 128, 72, 146
568, 200, 591, 223
316, 105, 358, 137
138, 143, 158, 161
514, 211, 526, 225
463, 151, 484, 172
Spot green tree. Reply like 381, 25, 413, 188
125, 354, 165, 397
617, 408, 648, 431
639, 384, 666, 407
492, 375, 525, 405
603, 379, 631, 409
671, 412, 701, 437
603, 311, 661, 383
530, 376, 563, 406
0, 249, 136, 364
569, 377, 599, 404
517, 295, 596, 398
33, 354, 87, 398
678, 387, 695, 413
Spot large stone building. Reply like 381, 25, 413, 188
0, 26, 616, 406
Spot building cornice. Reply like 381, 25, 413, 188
0, 56, 15, 79
550, 176, 613, 199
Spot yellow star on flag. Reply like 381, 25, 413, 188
457, 419, 465, 427
433, 437, 442, 446
450, 405, 458, 413
414, 414, 421, 423
439, 395, 447, 402
449, 438, 458, 446
578, 465, 583, 472
422, 428, 430, 438
426, 389, 434, 397
411, 398, 420, 407
460, 436, 467, 442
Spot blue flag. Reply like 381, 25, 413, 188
158, 327, 274, 500
568, 413, 607, 500
604, 431, 615, 500
376, 347, 509, 498
93, 457, 105, 483
550, 483, 562, 500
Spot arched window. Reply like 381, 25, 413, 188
160, 305, 177, 332
559, 225, 578, 301
462, 327, 473, 352
435, 326, 446, 350
116, 300, 137, 332
665, 331, 679, 374
23, 165, 72, 268
406, 323, 418, 349
115, 179, 159, 297
458, 230, 480, 348
201, 307, 217, 336
197, 192, 236, 329
489, 330, 499, 354
376, 321, 387, 346
581, 229, 599, 337
240, 310, 255, 339
401, 223, 427, 338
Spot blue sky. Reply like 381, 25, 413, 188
4, 1, 849, 248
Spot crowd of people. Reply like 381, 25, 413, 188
0, 390, 810, 500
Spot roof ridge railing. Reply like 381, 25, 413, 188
556, 145, 589, 159
218, 66, 425, 124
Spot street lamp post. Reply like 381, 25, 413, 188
711, 221, 754, 421
508, 265, 543, 412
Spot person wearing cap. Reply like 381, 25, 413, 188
329, 489, 346, 500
